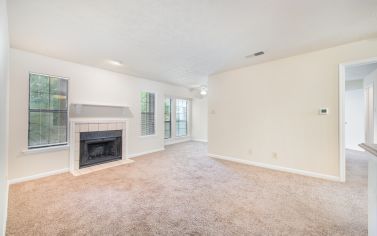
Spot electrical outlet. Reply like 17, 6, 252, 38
272, 152, 278, 159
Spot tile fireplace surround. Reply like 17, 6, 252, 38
69, 119, 133, 176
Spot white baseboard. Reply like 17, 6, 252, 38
208, 153, 341, 182
2, 182, 9, 236
8, 168, 69, 185
346, 147, 365, 152
8, 148, 166, 184
127, 148, 165, 159
164, 138, 191, 146
191, 139, 208, 143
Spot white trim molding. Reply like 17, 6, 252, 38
164, 137, 191, 146
2, 182, 9, 236
338, 57, 377, 183
208, 153, 341, 182
127, 148, 165, 159
191, 139, 208, 143
22, 144, 69, 155
339, 63, 346, 183
8, 168, 69, 185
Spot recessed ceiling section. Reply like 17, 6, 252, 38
7, 0, 377, 87
345, 63, 377, 81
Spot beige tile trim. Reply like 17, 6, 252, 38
70, 119, 128, 176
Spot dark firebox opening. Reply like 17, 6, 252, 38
80, 130, 122, 168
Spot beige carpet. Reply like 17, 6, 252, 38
6, 142, 368, 235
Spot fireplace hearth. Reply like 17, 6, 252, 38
80, 130, 122, 168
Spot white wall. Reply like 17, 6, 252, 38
364, 68, 377, 144
9, 49, 193, 180
345, 80, 364, 151
209, 40, 377, 179
0, 0, 9, 234
192, 96, 208, 142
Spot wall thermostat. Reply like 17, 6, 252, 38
319, 108, 329, 115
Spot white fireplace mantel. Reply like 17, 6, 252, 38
69, 103, 133, 119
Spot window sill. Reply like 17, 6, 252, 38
140, 134, 157, 138
23, 145, 70, 155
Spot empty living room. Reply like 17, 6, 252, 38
1, 0, 377, 235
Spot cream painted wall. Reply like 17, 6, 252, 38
0, 0, 9, 234
209, 40, 377, 178
192, 96, 208, 142
9, 49, 192, 180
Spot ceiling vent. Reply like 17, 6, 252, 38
246, 51, 265, 58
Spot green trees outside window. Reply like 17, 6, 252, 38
28, 73, 68, 148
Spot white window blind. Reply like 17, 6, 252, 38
141, 92, 155, 136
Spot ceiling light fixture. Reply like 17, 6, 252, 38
200, 86, 208, 96
246, 51, 265, 58
108, 60, 123, 66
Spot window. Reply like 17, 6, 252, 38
176, 99, 188, 137
141, 92, 155, 136
28, 73, 68, 149
164, 98, 171, 139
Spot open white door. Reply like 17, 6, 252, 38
366, 84, 374, 144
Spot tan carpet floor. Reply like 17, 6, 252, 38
6, 142, 368, 235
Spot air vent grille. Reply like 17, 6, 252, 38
246, 51, 265, 58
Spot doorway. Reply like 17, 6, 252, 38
339, 58, 377, 181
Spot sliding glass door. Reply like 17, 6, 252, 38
176, 99, 188, 137
164, 98, 172, 139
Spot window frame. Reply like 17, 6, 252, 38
175, 98, 189, 137
28, 72, 69, 150
164, 97, 172, 139
140, 91, 157, 137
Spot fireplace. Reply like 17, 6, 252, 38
80, 130, 122, 168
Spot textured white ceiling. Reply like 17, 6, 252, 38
7, 0, 377, 87
346, 63, 377, 81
